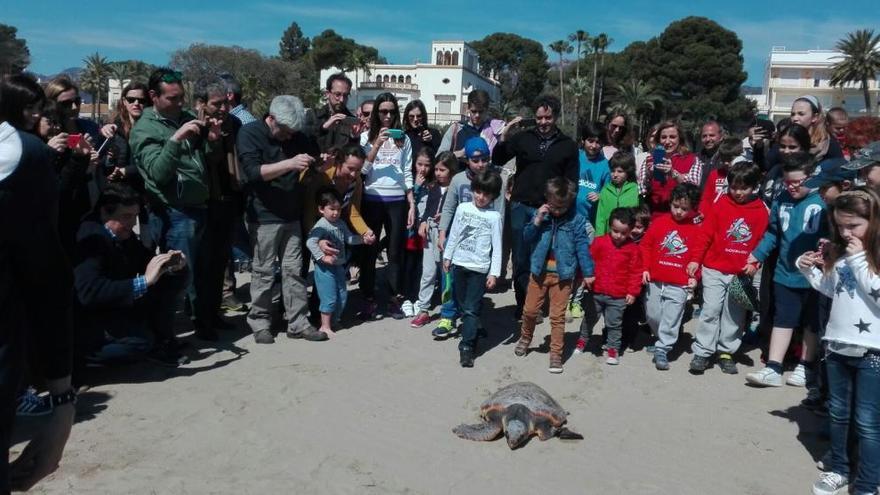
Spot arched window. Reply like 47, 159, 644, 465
383, 74, 389, 82
452, 51, 459, 66
444, 51, 452, 65
391, 75, 397, 83
436, 51, 443, 65
405, 75, 412, 84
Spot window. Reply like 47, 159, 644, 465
405, 75, 411, 84
436, 51, 442, 65
438, 99, 451, 114
391, 75, 397, 83
444, 51, 452, 65
383, 75, 389, 82
452, 51, 459, 66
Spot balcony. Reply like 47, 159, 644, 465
359, 81, 419, 91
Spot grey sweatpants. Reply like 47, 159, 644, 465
415, 223, 442, 313
691, 267, 746, 358
645, 281, 689, 353
247, 221, 310, 334
588, 293, 627, 351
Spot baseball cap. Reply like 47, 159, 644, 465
464, 137, 490, 159
805, 157, 856, 189
842, 141, 880, 171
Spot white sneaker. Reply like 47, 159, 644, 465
401, 300, 414, 318
786, 363, 807, 387
811, 471, 848, 495
745, 367, 783, 387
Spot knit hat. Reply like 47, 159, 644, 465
464, 137, 490, 159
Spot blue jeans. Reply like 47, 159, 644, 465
314, 263, 348, 324
149, 206, 206, 318
453, 265, 487, 351
510, 201, 537, 311
826, 351, 880, 493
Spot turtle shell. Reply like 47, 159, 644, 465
479, 382, 567, 426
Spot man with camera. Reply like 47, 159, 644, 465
73, 183, 189, 368
237, 95, 327, 344
315, 73, 359, 152
130, 67, 212, 341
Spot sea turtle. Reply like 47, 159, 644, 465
453, 382, 583, 449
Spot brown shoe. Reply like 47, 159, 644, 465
514, 338, 530, 357
548, 354, 563, 374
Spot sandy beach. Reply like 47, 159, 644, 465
14, 275, 824, 495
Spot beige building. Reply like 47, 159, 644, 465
762, 47, 879, 122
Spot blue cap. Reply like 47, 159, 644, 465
805, 157, 857, 189
464, 137, 490, 159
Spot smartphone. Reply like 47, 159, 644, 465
386, 128, 404, 139
67, 133, 82, 148
519, 118, 536, 127
652, 145, 667, 183
168, 252, 182, 267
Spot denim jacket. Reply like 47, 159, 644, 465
523, 209, 594, 280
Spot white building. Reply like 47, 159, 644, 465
319, 41, 500, 126
762, 47, 879, 122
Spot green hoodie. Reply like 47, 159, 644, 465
594, 181, 640, 236
130, 107, 209, 208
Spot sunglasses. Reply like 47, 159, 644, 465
783, 177, 808, 188
125, 96, 148, 105
361, 111, 371, 117
160, 71, 183, 83
57, 97, 81, 109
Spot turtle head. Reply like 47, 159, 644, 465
503, 404, 532, 449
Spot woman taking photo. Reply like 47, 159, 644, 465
359, 92, 414, 320
100, 82, 148, 187
403, 99, 441, 161
639, 120, 701, 218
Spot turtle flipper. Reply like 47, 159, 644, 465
453, 422, 503, 441
555, 427, 584, 440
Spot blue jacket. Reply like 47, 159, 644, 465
524, 209, 594, 280
576, 150, 610, 224
752, 189, 828, 289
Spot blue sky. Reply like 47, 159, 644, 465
6, 0, 879, 86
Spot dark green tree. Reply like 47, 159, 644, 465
637, 17, 753, 130
0, 24, 30, 75
309, 29, 379, 71
830, 29, 880, 115
279, 22, 311, 62
470, 33, 549, 116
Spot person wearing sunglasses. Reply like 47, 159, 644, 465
99, 82, 149, 189
129, 67, 212, 354
402, 99, 441, 162
315, 73, 357, 152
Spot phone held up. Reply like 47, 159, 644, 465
652, 145, 667, 183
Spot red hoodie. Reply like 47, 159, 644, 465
647, 152, 698, 219
691, 194, 769, 275
640, 213, 702, 285
590, 235, 643, 298
699, 167, 728, 215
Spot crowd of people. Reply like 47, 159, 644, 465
2, 66, 880, 494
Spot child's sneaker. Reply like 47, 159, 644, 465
689, 355, 711, 374
432, 318, 456, 339
569, 301, 584, 319
459, 347, 475, 368
745, 367, 783, 387
548, 354, 563, 374
605, 348, 619, 365
386, 301, 406, 320
717, 354, 738, 374
786, 363, 809, 387
16, 388, 51, 417
356, 300, 381, 321
401, 300, 415, 318
653, 350, 670, 371
514, 338, 530, 357
811, 472, 847, 495
573, 338, 587, 354
410, 312, 432, 328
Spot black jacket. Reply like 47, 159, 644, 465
237, 120, 320, 224
492, 128, 579, 207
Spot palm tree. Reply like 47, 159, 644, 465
109, 61, 132, 100
126, 60, 152, 81
830, 29, 880, 115
548, 40, 573, 125
568, 30, 590, 127
81, 52, 111, 120
589, 33, 612, 121
344, 47, 373, 106
608, 79, 662, 138
595, 34, 613, 118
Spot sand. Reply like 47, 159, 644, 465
13, 279, 825, 495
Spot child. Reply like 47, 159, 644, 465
698, 137, 745, 216
411, 152, 458, 327
745, 152, 828, 387
594, 152, 640, 236
513, 177, 595, 374
842, 141, 880, 193
796, 188, 880, 495
401, 148, 434, 318
641, 183, 703, 370
442, 169, 503, 367
306, 187, 376, 337
433, 137, 506, 338
568, 123, 611, 320
687, 162, 769, 374
620, 206, 652, 350
580, 207, 643, 364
